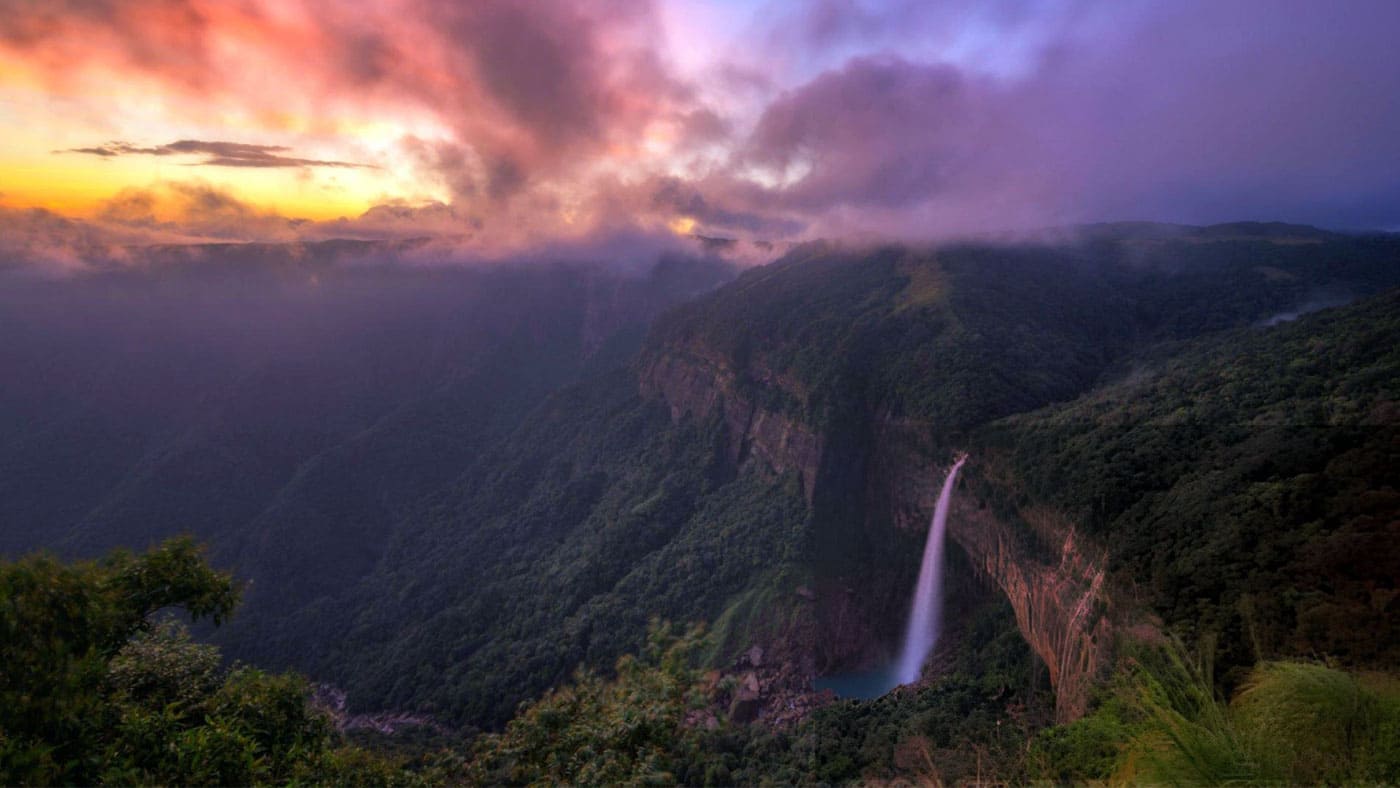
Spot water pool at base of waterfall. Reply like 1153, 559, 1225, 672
814, 666, 901, 700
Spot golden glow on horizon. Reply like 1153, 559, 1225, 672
0, 130, 437, 225
0, 0, 1393, 248
0, 151, 385, 222
0, 0, 759, 242
0, 47, 454, 225
0, 0, 783, 242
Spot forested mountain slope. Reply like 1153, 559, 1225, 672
446, 236, 1400, 784
290, 224, 1400, 729
973, 287, 1400, 687
4, 224, 1397, 745
0, 241, 734, 667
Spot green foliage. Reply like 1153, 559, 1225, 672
738, 597, 1051, 785
0, 540, 417, 786
320, 234, 1400, 745
647, 243, 1121, 431
705, 567, 810, 666
466, 619, 718, 786
0, 253, 735, 694
1229, 662, 1400, 785
7, 228, 1399, 780
1111, 642, 1253, 785
325, 371, 813, 729
978, 289, 1400, 686
1032, 694, 1134, 782
649, 232, 1400, 432
108, 622, 223, 709
472, 594, 1052, 786
8, 227, 1400, 747
1032, 637, 1400, 786
0, 537, 237, 783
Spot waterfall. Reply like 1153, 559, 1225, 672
895, 456, 966, 685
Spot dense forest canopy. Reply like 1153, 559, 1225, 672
3, 225, 1399, 783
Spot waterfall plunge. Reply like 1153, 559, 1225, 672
895, 456, 966, 686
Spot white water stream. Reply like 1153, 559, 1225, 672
895, 456, 966, 685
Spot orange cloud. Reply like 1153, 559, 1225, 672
9, 0, 1398, 258
0, 0, 732, 247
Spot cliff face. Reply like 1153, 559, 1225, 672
641, 350, 1114, 722
866, 419, 1114, 722
947, 499, 1113, 722
639, 345, 902, 679
639, 345, 825, 497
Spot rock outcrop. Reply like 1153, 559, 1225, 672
639, 346, 824, 498
948, 498, 1113, 722
311, 685, 447, 736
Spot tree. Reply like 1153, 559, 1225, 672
0, 538, 418, 785
466, 620, 721, 786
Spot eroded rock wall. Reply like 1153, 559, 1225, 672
641, 351, 1113, 722
638, 347, 824, 497
867, 422, 1113, 721
947, 498, 1112, 722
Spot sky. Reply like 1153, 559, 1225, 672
2, 0, 1399, 261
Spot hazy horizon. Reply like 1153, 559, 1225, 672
3, 0, 1399, 269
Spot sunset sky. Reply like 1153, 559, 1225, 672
3, 0, 1399, 258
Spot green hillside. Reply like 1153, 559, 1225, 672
453, 246, 1400, 783
975, 288, 1400, 688
280, 226, 1400, 739
4, 226, 1399, 783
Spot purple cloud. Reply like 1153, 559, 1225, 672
709, 0, 1400, 235
8, 0, 1400, 248
742, 57, 990, 211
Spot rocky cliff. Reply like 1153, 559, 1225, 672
641, 349, 1115, 722
947, 497, 1113, 722
866, 419, 1114, 721
639, 344, 825, 497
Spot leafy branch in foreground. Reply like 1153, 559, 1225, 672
0, 538, 424, 786
1034, 636, 1400, 785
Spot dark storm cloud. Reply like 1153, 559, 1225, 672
62, 140, 372, 168
742, 57, 985, 211
389, 0, 686, 201
650, 177, 805, 236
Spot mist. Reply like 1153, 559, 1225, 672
0, 238, 735, 562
